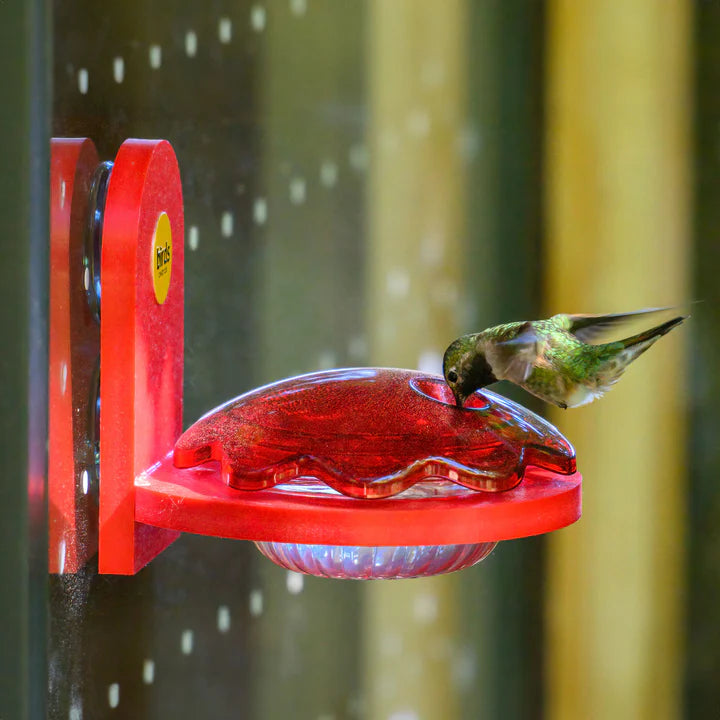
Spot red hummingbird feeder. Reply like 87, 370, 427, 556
49, 137, 582, 579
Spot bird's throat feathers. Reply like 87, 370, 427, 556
460, 345, 498, 399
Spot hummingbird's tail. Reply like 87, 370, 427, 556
619, 315, 688, 358
589, 315, 687, 393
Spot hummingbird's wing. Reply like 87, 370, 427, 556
487, 322, 544, 383
551, 307, 673, 344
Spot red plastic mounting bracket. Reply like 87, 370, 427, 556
49, 137, 581, 578
98, 139, 184, 574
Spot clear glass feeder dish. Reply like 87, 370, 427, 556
169, 368, 579, 580
254, 478, 498, 579
255, 540, 498, 580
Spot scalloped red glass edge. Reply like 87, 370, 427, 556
174, 368, 576, 499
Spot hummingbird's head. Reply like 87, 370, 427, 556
443, 335, 498, 407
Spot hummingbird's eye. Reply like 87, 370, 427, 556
447, 370, 458, 384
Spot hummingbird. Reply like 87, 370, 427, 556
442, 308, 687, 409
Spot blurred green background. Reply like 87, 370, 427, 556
2, 0, 720, 718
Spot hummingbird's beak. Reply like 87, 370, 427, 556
451, 387, 465, 408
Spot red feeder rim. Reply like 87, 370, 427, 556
136, 455, 581, 547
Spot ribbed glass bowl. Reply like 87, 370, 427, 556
252, 476, 498, 579
254, 540, 497, 579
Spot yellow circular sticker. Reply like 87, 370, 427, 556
151, 212, 172, 304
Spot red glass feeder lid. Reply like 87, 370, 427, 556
173, 368, 576, 498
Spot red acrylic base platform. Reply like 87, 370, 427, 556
137, 454, 581, 547
130, 370, 582, 577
